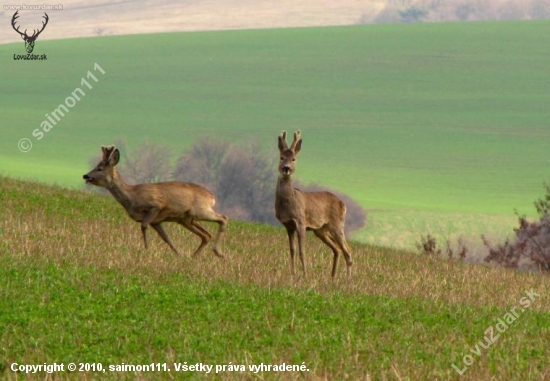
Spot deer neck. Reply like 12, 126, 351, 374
107, 170, 134, 211
276, 175, 296, 200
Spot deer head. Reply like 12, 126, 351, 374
83, 146, 120, 188
278, 130, 302, 179
11, 11, 49, 53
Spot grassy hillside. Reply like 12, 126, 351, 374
1, 21, 550, 248
1, 178, 550, 379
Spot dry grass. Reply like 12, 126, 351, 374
1, 178, 550, 379
2, 177, 549, 312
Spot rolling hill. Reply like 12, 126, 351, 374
1, 21, 550, 248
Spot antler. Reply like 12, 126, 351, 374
11, 11, 27, 38
101, 145, 116, 161
290, 130, 301, 150
30, 13, 49, 39
278, 131, 289, 151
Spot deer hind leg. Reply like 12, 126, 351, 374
313, 227, 341, 278
179, 217, 211, 257
329, 226, 353, 277
194, 209, 228, 258
192, 221, 212, 241
296, 223, 307, 277
151, 223, 181, 256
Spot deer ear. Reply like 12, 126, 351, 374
294, 138, 302, 154
108, 148, 120, 166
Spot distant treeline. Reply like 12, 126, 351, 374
361, 0, 550, 24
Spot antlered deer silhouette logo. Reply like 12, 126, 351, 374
11, 11, 49, 53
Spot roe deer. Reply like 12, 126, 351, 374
275, 131, 352, 278
83, 145, 228, 257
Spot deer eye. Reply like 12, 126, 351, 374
292, 158, 296, 162
97, 167, 103, 172
280, 157, 283, 160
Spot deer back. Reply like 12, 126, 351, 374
127, 181, 215, 218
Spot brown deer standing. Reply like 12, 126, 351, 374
83, 145, 228, 257
275, 131, 353, 278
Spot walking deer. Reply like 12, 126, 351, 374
275, 131, 353, 278
83, 145, 228, 257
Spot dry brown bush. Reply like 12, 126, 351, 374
419, 182, 550, 272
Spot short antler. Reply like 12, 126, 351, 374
278, 131, 289, 152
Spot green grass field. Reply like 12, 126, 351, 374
1, 177, 550, 380
2, 21, 550, 248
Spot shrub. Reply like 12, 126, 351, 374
484, 216, 550, 272
416, 234, 468, 260
399, 6, 429, 22
117, 139, 173, 184
482, 182, 550, 271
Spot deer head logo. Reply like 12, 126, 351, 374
11, 11, 49, 54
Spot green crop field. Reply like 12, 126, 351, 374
2, 21, 550, 248
1, 177, 550, 380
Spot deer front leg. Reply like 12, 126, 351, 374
285, 226, 297, 276
140, 208, 160, 250
296, 223, 307, 277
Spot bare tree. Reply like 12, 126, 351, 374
119, 139, 173, 184
174, 139, 230, 192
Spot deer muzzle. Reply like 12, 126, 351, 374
280, 165, 293, 178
